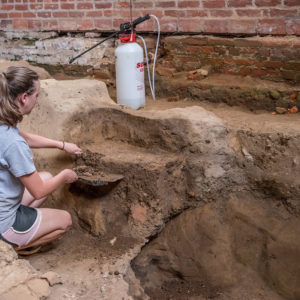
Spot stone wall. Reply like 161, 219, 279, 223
1, 32, 299, 84
0, 0, 299, 35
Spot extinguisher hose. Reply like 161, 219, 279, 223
150, 14, 160, 100
137, 14, 160, 101
138, 36, 155, 99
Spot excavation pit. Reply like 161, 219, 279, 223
1, 75, 300, 300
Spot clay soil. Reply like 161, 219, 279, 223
24, 95, 300, 300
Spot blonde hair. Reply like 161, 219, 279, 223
0, 66, 39, 127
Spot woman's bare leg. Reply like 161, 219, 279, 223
15, 207, 72, 250
21, 171, 53, 208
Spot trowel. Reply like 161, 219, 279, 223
70, 172, 124, 197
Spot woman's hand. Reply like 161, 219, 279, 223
62, 142, 83, 155
61, 169, 78, 184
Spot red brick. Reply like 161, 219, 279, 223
284, 0, 300, 6
134, 2, 154, 8
1, 4, 14, 10
236, 9, 262, 17
94, 19, 113, 30
178, 1, 200, 8
0, 13, 8, 18
77, 3, 93, 9
255, 0, 281, 6
61, 3, 74, 9
261, 60, 283, 68
186, 10, 208, 17
208, 37, 234, 46
228, 0, 252, 7
69, 11, 85, 18
228, 58, 256, 65
23, 11, 35, 18
77, 19, 94, 30
45, 4, 58, 10
200, 46, 215, 54
13, 19, 28, 29
0, 19, 12, 29
270, 9, 298, 17
37, 12, 52, 18
251, 69, 267, 77
210, 9, 234, 17
28, 20, 41, 29
53, 11, 68, 18
59, 19, 77, 31
203, 0, 225, 8
104, 10, 113, 17
86, 11, 103, 17
258, 19, 286, 34
116, 1, 130, 8
178, 18, 204, 32
165, 10, 186, 17
9, 12, 22, 18
30, 4, 43, 9
204, 19, 228, 33
15, 4, 28, 10
114, 9, 131, 18
155, 1, 176, 8
184, 37, 208, 45
214, 46, 227, 55
286, 19, 300, 35
227, 19, 257, 34
95, 3, 112, 9
42, 20, 58, 30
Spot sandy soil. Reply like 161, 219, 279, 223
23, 96, 299, 300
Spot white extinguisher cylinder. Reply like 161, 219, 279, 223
115, 35, 145, 110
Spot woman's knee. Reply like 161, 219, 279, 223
61, 210, 72, 231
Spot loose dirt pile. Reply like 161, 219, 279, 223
0, 74, 299, 300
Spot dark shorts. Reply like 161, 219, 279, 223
0, 205, 42, 247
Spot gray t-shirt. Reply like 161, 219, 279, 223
0, 124, 36, 233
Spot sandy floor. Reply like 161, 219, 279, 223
24, 97, 299, 300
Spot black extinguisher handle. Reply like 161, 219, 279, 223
120, 14, 151, 32
132, 14, 151, 27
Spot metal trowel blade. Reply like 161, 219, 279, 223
70, 173, 124, 197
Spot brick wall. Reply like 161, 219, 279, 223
161, 35, 300, 82
0, 0, 299, 35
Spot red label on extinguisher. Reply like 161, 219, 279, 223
136, 61, 144, 92
136, 62, 144, 72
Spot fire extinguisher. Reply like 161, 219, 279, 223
69, 14, 160, 110
115, 33, 145, 110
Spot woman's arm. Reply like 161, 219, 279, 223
19, 131, 82, 155
19, 169, 78, 199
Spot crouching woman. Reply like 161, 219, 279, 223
0, 66, 82, 254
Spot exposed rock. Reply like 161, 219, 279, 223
41, 271, 62, 286
0, 60, 51, 80
0, 241, 50, 300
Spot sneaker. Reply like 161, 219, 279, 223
16, 245, 42, 256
